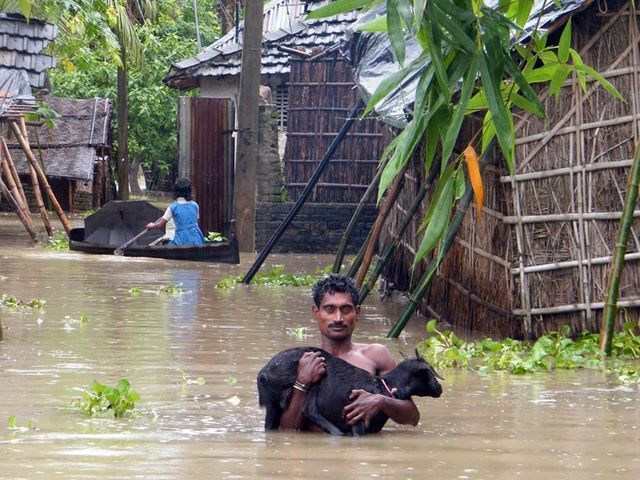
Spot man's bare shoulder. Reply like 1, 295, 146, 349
353, 343, 397, 374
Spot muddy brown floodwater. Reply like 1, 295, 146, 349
1, 219, 639, 479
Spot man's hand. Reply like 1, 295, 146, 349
296, 351, 327, 385
342, 389, 384, 428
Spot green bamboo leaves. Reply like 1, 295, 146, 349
309, 0, 623, 266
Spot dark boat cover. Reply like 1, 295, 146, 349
84, 200, 164, 246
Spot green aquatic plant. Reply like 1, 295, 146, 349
157, 283, 186, 295
216, 265, 332, 289
205, 231, 227, 243
224, 376, 237, 385
7, 416, 34, 431
418, 319, 640, 382
287, 326, 309, 341
178, 369, 206, 386
128, 287, 142, 296
45, 232, 69, 250
1, 294, 46, 309
70, 379, 141, 418
0, 275, 7, 282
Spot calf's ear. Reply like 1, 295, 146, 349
399, 351, 408, 359
414, 347, 423, 360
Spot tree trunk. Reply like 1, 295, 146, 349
217, 0, 236, 35
129, 155, 143, 196
117, 46, 129, 200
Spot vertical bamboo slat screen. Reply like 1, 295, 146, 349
284, 52, 390, 203
385, 0, 640, 339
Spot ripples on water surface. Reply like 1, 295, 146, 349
0, 240, 639, 479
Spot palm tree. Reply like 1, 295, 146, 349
1, 0, 157, 200
109, 0, 157, 200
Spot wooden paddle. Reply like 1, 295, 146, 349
114, 228, 149, 256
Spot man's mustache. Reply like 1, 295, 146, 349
328, 322, 346, 328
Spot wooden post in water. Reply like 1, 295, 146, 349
20, 119, 53, 236
0, 137, 37, 233
0, 175, 38, 241
0, 136, 30, 211
9, 121, 71, 235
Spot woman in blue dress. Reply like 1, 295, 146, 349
146, 177, 206, 246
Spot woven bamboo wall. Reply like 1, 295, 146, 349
284, 52, 390, 203
384, 0, 640, 339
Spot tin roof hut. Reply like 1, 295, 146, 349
375, 0, 640, 339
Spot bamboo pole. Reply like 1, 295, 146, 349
359, 181, 429, 303
346, 227, 373, 279
242, 99, 364, 283
0, 136, 30, 211
354, 162, 409, 287
0, 139, 36, 233
8, 121, 72, 235
386, 143, 493, 338
600, 141, 640, 354
21, 119, 53, 237
332, 155, 390, 273
0, 176, 38, 241
387, 182, 475, 338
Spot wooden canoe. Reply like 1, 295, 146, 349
69, 228, 240, 264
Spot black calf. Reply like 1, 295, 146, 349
257, 347, 443, 436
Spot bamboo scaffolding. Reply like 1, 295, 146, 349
0, 138, 35, 232
21, 119, 53, 237
0, 175, 38, 241
8, 121, 72, 235
502, 210, 640, 223
0, 136, 30, 211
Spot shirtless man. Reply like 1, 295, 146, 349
279, 273, 420, 431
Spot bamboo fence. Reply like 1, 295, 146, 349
383, 0, 640, 339
284, 51, 392, 203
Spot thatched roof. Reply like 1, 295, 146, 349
8, 96, 113, 181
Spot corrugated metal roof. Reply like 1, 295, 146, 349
164, 0, 357, 89
0, 68, 36, 119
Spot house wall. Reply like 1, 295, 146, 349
255, 201, 377, 254
200, 77, 239, 102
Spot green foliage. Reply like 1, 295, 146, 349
70, 379, 141, 417
1, 293, 46, 309
224, 376, 237, 385
418, 319, 640, 383
42, 0, 221, 185
205, 231, 227, 243
216, 265, 332, 289
157, 283, 185, 295
286, 326, 309, 340
128, 287, 142, 296
178, 369, 206, 385
45, 232, 69, 250
309, 0, 624, 267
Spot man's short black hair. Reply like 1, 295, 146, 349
174, 177, 193, 201
312, 273, 360, 307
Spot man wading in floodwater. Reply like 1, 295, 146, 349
279, 273, 420, 432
